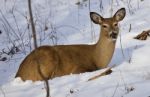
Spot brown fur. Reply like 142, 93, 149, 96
15, 8, 126, 81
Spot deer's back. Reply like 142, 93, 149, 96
16, 45, 97, 81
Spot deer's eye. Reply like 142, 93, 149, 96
114, 23, 118, 27
102, 25, 108, 28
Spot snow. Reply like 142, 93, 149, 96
0, 0, 150, 97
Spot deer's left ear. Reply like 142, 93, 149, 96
113, 8, 126, 22
90, 12, 103, 24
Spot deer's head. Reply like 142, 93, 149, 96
90, 8, 126, 41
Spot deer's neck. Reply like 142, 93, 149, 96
94, 30, 116, 69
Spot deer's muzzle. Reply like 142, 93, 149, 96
110, 32, 118, 39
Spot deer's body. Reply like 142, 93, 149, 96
15, 8, 126, 81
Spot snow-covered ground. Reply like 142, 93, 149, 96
0, 0, 150, 97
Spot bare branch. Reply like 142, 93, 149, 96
28, 0, 37, 49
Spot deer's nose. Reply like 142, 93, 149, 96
110, 32, 117, 39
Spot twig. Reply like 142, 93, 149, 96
119, 31, 125, 59
89, 0, 96, 42
28, 0, 38, 49
129, 24, 132, 32
111, 82, 119, 97
110, 0, 114, 17
99, 0, 103, 13
28, 0, 50, 97
11, 8, 26, 54
119, 70, 127, 90
0, 86, 6, 97
0, 10, 20, 40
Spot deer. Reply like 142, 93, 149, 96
15, 8, 126, 81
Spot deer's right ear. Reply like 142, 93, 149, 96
90, 12, 103, 24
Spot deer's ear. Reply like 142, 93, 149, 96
113, 8, 126, 22
90, 12, 103, 24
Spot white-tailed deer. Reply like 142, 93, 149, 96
15, 8, 126, 81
